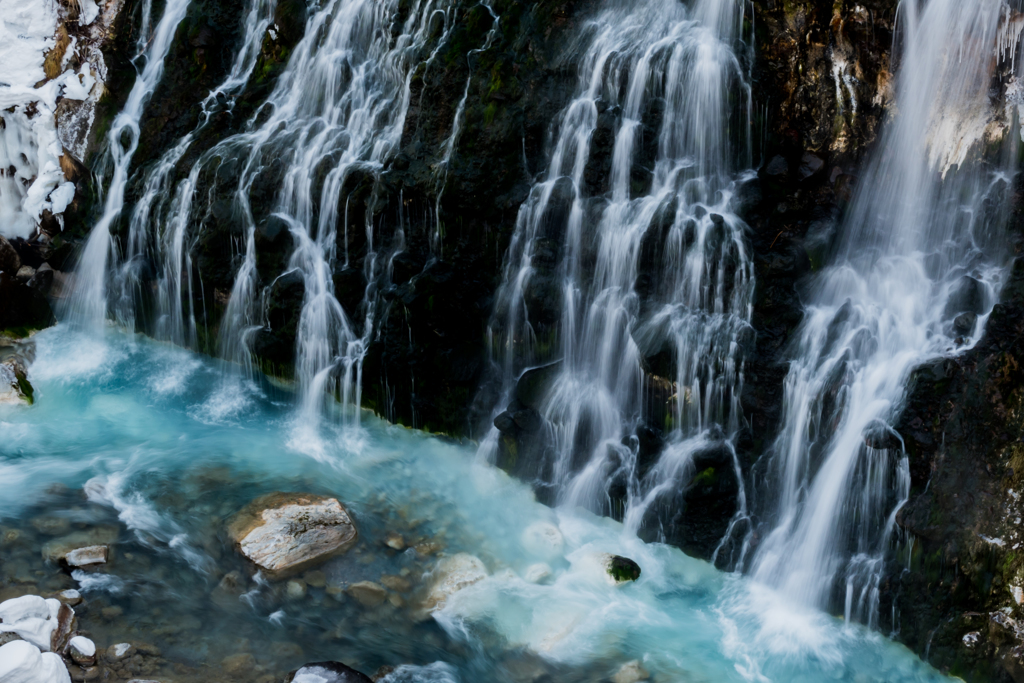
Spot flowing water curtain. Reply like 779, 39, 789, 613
110, 0, 278, 348
61, 0, 195, 333
481, 0, 755, 533
749, 0, 1023, 628
100, 0, 459, 427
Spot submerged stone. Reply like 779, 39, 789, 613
612, 660, 650, 683
347, 581, 386, 607
227, 492, 358, 579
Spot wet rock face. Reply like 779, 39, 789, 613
880, 200, 1024, 681
227, 493, 359, 579
752, 0, 897, 161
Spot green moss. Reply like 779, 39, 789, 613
0, 327, 37, 340
608, 555, 641, 582
15, 374, 33, 405
693, 467, 717, 487
483, 102, 499, 125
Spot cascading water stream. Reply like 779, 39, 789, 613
145, 0, 459, 443
481, 0, 754, 545
111, 0, 278, 347
750, 0, 1022, 627
61, 0, 194, 333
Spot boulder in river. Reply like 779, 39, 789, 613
605, 555, 641, 584
68, 635, 96, 666
63, 545, 108, 569
288, 661, 373, 683
419, 553, 488, 618
227, 492, 358, 579
41, 527, 119, 565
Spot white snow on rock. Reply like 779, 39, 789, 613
0, 0, 63, 239
68, 635, 95, 657
0, 0, 117, 238
0, 595, 62, 651
0, 640, 71, 683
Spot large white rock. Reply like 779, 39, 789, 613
0, 640, 71, 683
420, 554, 488, 617
0, 596, 61, 651
227, 493, 358, 579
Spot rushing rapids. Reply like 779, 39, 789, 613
3, 0, 1024, 678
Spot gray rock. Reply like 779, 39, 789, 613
0, 357, 33, 405
227, 493, 358, 579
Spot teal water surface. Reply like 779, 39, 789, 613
0, 326, 954, 682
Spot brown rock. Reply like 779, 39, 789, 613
222, 652, 256, 677
347, 581, 387, 607
379, 575, 411, 593
0, 236, 20, 276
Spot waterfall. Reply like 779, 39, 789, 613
481, 0, 754, 543
61, 0, 193, 333
112, 0, 278, 347
750, 0, 1021, 627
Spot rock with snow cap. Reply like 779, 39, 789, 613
0, 595, 64, 651
68, 636, 96, 666
0, 640, 71, 683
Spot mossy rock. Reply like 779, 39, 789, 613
608, 555, 641, 583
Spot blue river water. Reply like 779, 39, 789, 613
0, 326, 952, 682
